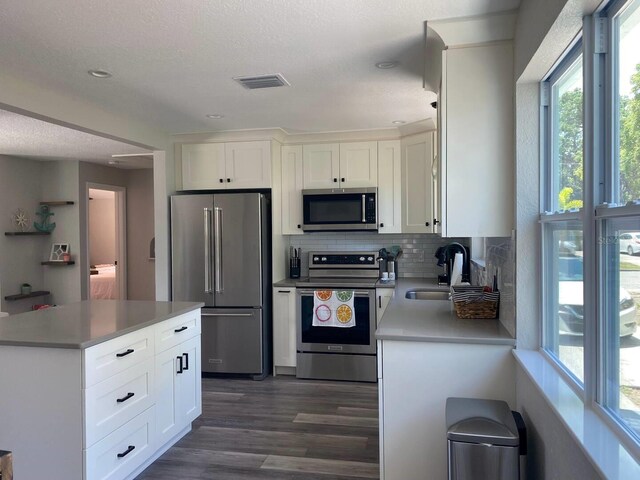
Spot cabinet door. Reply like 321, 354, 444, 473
376, 289, 394, 326
302, 144, 340, 189
224, 141, 272, 189
273, 288, 296, 368
181, 143, 226, 190
281, 146, 304, 235
401, 132, 434, 233
377, 141, 401, 233
339, 142, 378, 187
176, 335, 202, 425
154, 344, 181, 447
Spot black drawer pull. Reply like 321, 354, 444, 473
116, 348, 134, 358
117, 392, 135, 403
183, 352, 189, 370
117, 445, 135, 458
174, 326, 188, 333
177, 355, 184, 374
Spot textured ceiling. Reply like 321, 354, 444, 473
0, 110, 152, 168
0, 0, 520, 135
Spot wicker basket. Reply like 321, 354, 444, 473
450, 285, 500, 319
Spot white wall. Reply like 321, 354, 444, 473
0, 155, 46, 314
88, 194, 116, 265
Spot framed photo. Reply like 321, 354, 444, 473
49, 243, 70, 262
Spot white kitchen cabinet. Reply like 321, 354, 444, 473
377, 140, 401, 233
181, 141, 271, 190
273, 287, 297, 371
378, 340, 514, 480
281, 145, 304, 235
401, 132, 435, 234
302, 142, 378, 189
375, 288, 394, 325
438, 42, 514, 237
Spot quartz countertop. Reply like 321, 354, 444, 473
0, 300, 204, 349
273, 277, 396, 288
273, 278, 304, 288
376, 278, 515, 345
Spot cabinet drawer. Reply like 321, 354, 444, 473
84, 326, 154, 388
85, 358, 155, 448
155, 311, 201, 353
85, 406, 156, 480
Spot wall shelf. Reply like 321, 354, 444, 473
4, 291, 50, 301
41, 261, 75, 266
4, 231, 50, 236
39, 201, 75, 206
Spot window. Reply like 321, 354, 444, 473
541, 0, 640, 448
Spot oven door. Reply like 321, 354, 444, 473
302, 189, 377, 231
296, 289, 376, 355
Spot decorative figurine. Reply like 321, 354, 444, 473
11, 208, 30, 232
34, 205, 56, 233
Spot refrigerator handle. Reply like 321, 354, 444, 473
204, 208, 213, 293
214, 206, 223, 293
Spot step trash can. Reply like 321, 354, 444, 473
446, 397, 526, 480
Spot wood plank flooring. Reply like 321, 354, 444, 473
136, 376, 379, 479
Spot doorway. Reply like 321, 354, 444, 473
87, 184, 127, 300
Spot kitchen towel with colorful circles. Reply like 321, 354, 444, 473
312, 290, 355, 328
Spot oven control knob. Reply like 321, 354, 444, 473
321, 257, 327, 261
359, 257, 365, 261
367, 257, 373, 261
313, 257, 319, 262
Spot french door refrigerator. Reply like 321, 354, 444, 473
171, 192, 271, 379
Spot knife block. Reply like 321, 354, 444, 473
289, 258, 300, 278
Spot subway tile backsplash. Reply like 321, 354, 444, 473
287, 233, 469, 278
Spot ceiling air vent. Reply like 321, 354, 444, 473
233, 73, 290, 90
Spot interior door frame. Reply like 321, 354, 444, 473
86, 182, 127, 300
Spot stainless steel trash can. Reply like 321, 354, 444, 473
446, 397, 523, 480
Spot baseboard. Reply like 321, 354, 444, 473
274, 365, 296, 376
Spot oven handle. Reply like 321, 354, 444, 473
297, 290, 371, 296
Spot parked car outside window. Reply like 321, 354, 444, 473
619, 232, 640, 255
558, 256, 637, 337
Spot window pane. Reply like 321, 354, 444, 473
601, 218, 640, 439
543, 221, 585, 382
551, 55, 584, 211
616, 0, 640, 204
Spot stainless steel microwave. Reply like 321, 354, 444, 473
302, 188, 377, 232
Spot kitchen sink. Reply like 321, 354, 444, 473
405, 289, 450, 301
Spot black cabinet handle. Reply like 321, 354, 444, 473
117, 445, 135, 458
379, 296, 382, 308
219, 178, 224, 183
226, 178, 231, 183
380, 223, 384, 227
434, 218, 440, 226
174, 326, 188, 333
277, 290, 291, 293
341, 177, 345, 182
116, 392, 135, 403
425, 222, 430, 227
333, 178, 338, 182
183, 353, 189, 370
116, 348, 134, 358
297, 224, 301, 229
177, 355, 184, 374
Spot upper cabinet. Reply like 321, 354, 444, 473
281, 145, 304, 235
181, 140, 272, 190
377, 140, 401, 233
438, 42, 514, 237
401, 132, 435, 234
302, 142, 377, 189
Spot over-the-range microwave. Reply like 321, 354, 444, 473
302, 188, 377, 232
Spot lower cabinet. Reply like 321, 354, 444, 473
273, 287, 297, 371
375, 289, 394, 326
378, 340, 514, 480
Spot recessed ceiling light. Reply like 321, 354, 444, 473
108, 160, 120, 165
88, 69, 112, 78
376, 61, 398, 69
206, 114, 224, 119
392, 120, 406, 125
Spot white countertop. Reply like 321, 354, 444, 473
376, 278, 515, 345
0, 300, 204, 349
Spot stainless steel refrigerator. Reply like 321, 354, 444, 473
171, 192, 271, 379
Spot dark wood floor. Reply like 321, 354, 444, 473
137, 376, 380, 479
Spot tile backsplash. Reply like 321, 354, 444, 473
287, 233, 469, 278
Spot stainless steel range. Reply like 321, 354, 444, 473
296, 251, 379, 382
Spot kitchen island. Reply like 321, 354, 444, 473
376, 279, 515, 480
0, 300, 203, 480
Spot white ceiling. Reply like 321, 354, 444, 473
0, 0, 520, 136
0, 109, 152, 168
